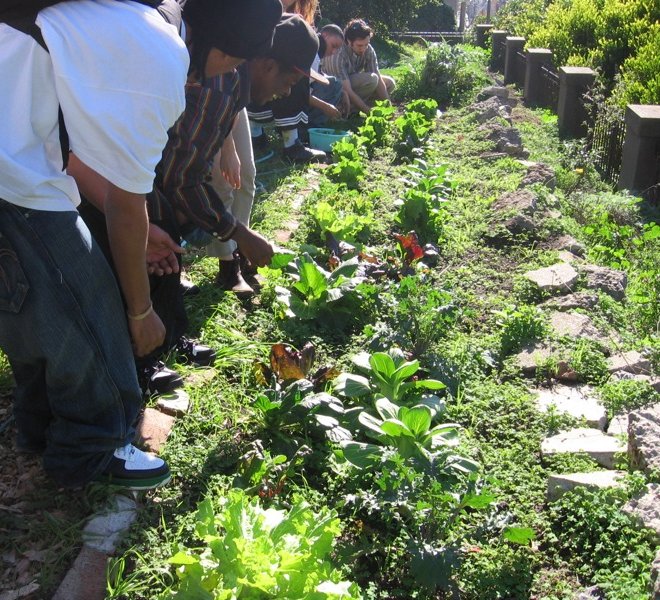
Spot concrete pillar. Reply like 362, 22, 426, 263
504, 36, 525, 86
476, 24, 493, 49
524, 48, 554, 106
490, 30, 507, 72
459, 2, 466, 32
618, 105, 660, 192
558, 67, 597, 138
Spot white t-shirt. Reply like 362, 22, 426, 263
0, 0, 189, 212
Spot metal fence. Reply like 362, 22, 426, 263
590, 112, 626, 185
391, 31, 466, 45
540, 65, 560, 111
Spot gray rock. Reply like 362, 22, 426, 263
477, 85, 510, 101
556, 250, 582, 264
514, 342, 553, 375
607, 413, 629, 436
519, 163, 556, 191
549, 234, 587, 257
549, 311, 612, 347
542, 292, 599, 311
574, 586, 605, 600
622, 484, 660, 542
480, 123, 529, 158
156, 389, 191, 417
628, 403, 660, 473
581, 264, 627, 301
472, 96, 512, 124
607, 350, 652, 375
541, 428, 626, 468
535, 384, 607, 430
492, 189, 538, 216
611, 371, 660, 393
525, 263, 579, 294
651, 550, 660, 599
83, 494, 138, 554
548, 471, 626, 501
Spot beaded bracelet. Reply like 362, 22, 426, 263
127, 303, 153, 321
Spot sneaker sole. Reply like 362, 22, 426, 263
96, 472, 172, 491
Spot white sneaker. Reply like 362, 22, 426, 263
97, 444, 171, 490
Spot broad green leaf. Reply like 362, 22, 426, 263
399, 405, 432, 437
419, 394, 446, 417
168, 551, 199, 566
358, 410, 385, 436
340, 441, 384, 469
333, 373, 371, 397
374, 397, 400, 421
351, 351, 372, 372
370, 352, 396, 378
392, 360, 420, 382
380, 418, 414, 438
294, 258, 328, 299
503, 526, 536, 545
269, 251, 296, 270
461, 491, 497, 509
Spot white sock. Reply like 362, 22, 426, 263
250, 122, 263, 138
281, 128, 298, 148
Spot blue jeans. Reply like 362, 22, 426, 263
0, 200, 142, 487
308, 76, 345, 128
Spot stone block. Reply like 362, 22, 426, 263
547, 470, 625, 501
535, 385, 607, 430
524, 263, 579, 294
135, 408, 176, 453
541, 428, 626, 468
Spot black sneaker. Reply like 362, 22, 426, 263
176, 337, 216, 367
282, 139, 327, 164
139, 361, 184, 396
251, 132, 270, 152
97, 444, 171, 490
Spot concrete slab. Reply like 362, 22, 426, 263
541, 428, 626, 468
535, 384, 607, 430
547, 470, 626, 501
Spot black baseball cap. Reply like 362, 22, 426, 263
266, 13, 329, 85
184, 0, 282, 75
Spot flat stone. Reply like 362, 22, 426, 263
542, 292, 599, 311
514, 343, 553, 375
83, 494, 138, 554
581, 264, 627, 301
525, 263, 579, 294
607, 350, 652, 375
541, 428, 626, 468
135, 408, 176, 453
477, 85, 510, 100
549, 234, 586, 257
549, 311, 611, 347
535, 385, 607, 430
547, 470, 625, 501
51, 546, 108, 600
622, 484, 660, 542
0, 583, 41, 600
492, 189, 538, 216
574, 585, 605, 600
519, 163, 556, 190
628, 403, 660, 473
556, 250, 581, 263
156, 389, 190, 417
607, 413, 629, 436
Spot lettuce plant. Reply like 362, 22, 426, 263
166, 490, 362, 599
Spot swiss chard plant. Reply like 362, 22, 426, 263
395, 158, 454, 244
166, 489, 363, 599
271, 253, 371, 324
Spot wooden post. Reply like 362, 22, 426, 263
618, 105, 660, 192
476, 24, 493, 49
558, 67, 596, 138
490, 30, 507, 72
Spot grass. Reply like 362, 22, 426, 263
1, 43, 659, 599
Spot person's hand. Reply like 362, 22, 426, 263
147, 223, 184, 276
128, 308, 166, 357
220, 143, 241, 189
339, 91, 351, 118
233, 223, 274, 268
323, 103, 342, 121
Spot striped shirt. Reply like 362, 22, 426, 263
321, 43, 379, 82
149, 65, 249, 239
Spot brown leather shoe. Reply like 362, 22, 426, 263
215, 255, 254, 295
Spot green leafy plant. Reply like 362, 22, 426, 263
328, 136, 366, 189
166, 490, 362, 599
599, 378, 659, 418
395, 158, 454, 243
270, 253, 371, 324
355, 100, 396, 153
309, 196, 374, 244
333, 347, 445, 404
494, 304, 547, 357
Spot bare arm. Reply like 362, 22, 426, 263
104, 184, 166, 357
341, 78, 370, 114
309, 94, 342, 120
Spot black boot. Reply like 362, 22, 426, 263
215, 252, 254, 295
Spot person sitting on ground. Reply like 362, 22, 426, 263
68, 0, 283, 393
248, 0, 347, 164
0, 0, 189, 491
321, 18, 396, 115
